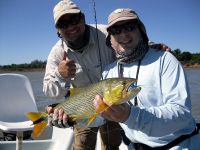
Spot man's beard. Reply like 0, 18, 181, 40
65, 25, 90, 52
115, 39, 148, 64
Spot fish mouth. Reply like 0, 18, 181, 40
124, 81, 141, 100
126, 80, 137, 92
119, 80, 140, 104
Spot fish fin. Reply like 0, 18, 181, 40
70, 115, 84, 122
69, 115, 80, 122
104, 85, 123, 104
26, 112, 48, 139
95, 100, 108, 113
87, 114, 97, 126
69, 88, 82, 96
26, 112, 43, 122
33, 121, 47, 139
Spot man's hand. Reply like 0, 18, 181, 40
149, 42, 171, 52
93, 95, 131, 123
58, 59, 76, 80
46, 106, 71, 128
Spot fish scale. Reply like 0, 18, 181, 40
57, 82, 104, 119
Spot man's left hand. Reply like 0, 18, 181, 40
149, 42, 171, 51
93, 94, 131, 123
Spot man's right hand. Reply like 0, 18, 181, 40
58, 59, 76, 80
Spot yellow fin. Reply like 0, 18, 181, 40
33, 121, 47, 139
69, 114, 82, 122
26, 112, 48, 139
104, 85, 123, 104
69, 88, 82, 96
87, 114, 97, 126
26, 112, 47, 122
95, 100, 108, 113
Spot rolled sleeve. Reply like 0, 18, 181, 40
122, 106, 140, 129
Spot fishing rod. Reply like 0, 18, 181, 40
91, 0, 103, 81
91, 1, 111, 150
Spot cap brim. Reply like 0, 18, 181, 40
107, 16, 137, 29
55, 9, 81, 24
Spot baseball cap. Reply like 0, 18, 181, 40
53, 0, 81, 25
106, 8, 149, 47
107, 8, 139, 29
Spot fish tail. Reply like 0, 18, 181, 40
26, 112, 48, 139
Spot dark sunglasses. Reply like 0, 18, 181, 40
56, 14, 82, 29
107, 21, 138, 35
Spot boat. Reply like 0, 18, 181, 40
0, 73, 127, 150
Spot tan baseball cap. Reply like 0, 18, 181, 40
53, 0, 81, 25
107, 8, 139, 29
106, 8, 149, 47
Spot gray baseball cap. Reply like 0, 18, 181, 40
53, 0, 81, 25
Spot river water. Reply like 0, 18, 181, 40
7, 69, 200, 122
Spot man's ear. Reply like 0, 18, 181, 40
81, 13, 86, 24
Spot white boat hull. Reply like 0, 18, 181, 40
0, 127, 128, 150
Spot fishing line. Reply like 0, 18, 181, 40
91, 0, 103, 80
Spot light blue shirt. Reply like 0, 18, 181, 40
103, 49, 200, 149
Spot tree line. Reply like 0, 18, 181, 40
0, 49, 200, 71
0, 60, 46, 71
172, 49, 200, 66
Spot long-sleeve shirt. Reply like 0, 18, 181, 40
103, 48, 200, 149
43, 24, 115, 99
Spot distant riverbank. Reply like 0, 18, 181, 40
1, 64, 200, 73
0, 68, 45, 73
183, 64, 200, 69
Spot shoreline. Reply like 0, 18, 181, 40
1, 65, 200, 73
0, 68, 45, 73
183, 64, 200, 69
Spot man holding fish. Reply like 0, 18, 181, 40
43, 0, 122, 149
42, 0, 171, 149
93, 8, 200, 149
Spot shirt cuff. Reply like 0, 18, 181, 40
54, 68, 71, 89
123, 106, 140, 129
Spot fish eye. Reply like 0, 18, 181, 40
128, 84, 137, 91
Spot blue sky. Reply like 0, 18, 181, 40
0, 0, 199, 65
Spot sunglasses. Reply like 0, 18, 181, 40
107, 22, 138, 35
56, 14, 82, 29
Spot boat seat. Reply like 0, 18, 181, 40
0, 73, 37, 133
0, 73, 54, 150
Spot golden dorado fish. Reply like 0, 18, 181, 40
26, 78, 141, 138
